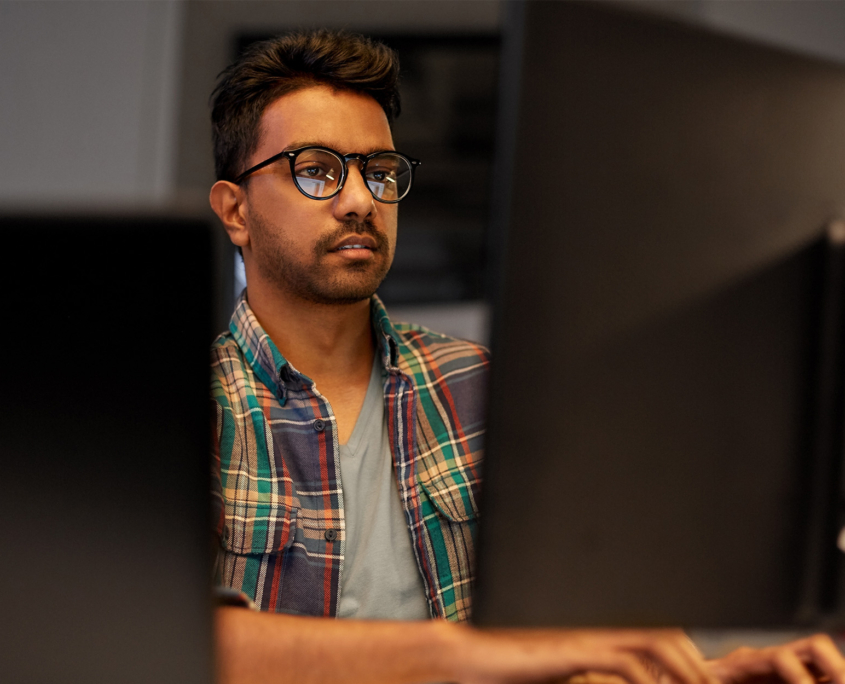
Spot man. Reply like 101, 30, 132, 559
208, 29, 845, 684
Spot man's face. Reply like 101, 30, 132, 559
241, 86, 398, 305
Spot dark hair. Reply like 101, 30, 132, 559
210, 29, 401, 183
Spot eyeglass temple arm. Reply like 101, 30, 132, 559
233, 150, 291, 185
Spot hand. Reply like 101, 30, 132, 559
707, 635, 845, 684
453, 626, 718, 684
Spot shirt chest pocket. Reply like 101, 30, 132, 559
216, 500, 300, 613
416, 463, 480, 622
417, 467, 480, 523
222, 500, 298, 555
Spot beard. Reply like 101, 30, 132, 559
249, 212, 393, 305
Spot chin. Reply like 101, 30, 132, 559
307, 262, 390, 305
303, 278, 385, 306
304, 290, 378, 306
271, 255, 392, 306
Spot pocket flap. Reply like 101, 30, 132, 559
222, 500, 297, 555
418, 470, 480, 523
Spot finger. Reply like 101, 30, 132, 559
802, 635, 845, 684
554, 631, 708, 684
772, 647, 816, 684
636, 632, 716, 684
616, 631, 707, 676
567, 673, 630, 684
706, 646, 766, 684
597, 652, 662, 684
559, 642, 660, 684
679, 634, 706, 665
670, 633, 711, 682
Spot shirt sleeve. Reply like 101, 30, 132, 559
214, 586, 258, 610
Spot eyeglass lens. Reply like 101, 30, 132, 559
292, 149, 412, 202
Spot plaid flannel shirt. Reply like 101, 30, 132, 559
211, 293, 489, 621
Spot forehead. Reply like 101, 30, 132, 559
256, 85, 394, 158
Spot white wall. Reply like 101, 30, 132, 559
0, 0, 184, 206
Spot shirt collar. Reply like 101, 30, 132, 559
228, 292, 288, 402
371, 295, 401, 372
229, 291, 402, 404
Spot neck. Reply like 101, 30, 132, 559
245, 280, 375, 384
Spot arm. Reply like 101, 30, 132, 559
215, 607, 717, 684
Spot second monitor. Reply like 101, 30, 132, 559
475, 1, 845, 629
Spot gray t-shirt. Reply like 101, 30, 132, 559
336, 355, 431, 620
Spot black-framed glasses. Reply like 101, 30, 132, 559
234, 146, 421, 203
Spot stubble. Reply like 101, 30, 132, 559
249, 211, 393, 305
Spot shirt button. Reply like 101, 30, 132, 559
324, 529, 337, 541
313, 419, 325, 432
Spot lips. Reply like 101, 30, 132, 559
329, 235, 378, 252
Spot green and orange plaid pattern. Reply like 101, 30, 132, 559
211, 294, 489, 621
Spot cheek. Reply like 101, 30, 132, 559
383, 208, 399, 244
272, 206, 319, 250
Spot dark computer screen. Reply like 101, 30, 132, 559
476, 1, 845, 629
0, 214, 215, 683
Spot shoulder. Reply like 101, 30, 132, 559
209, 330, 252, 407
211, 329, 240, 356
390, 321, 491, 378
210, 330, 245, 375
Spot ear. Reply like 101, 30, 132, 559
209, 180, 250, 249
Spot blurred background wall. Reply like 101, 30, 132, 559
3, 0, 845, 341
0, 1, 183, 205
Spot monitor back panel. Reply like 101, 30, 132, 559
0, 214, 215, 683
476, 2, 845, 628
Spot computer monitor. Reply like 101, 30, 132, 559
0, 213, 215, 683
475, 1, 845, 629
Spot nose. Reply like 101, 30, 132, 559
333, 161, 376, 222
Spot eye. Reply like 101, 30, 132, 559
296, 163, 334, 180
366, 167, 397, 183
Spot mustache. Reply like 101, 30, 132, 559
313, 219, 388, 254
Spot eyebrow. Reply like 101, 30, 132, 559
284, 141, 395, 155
